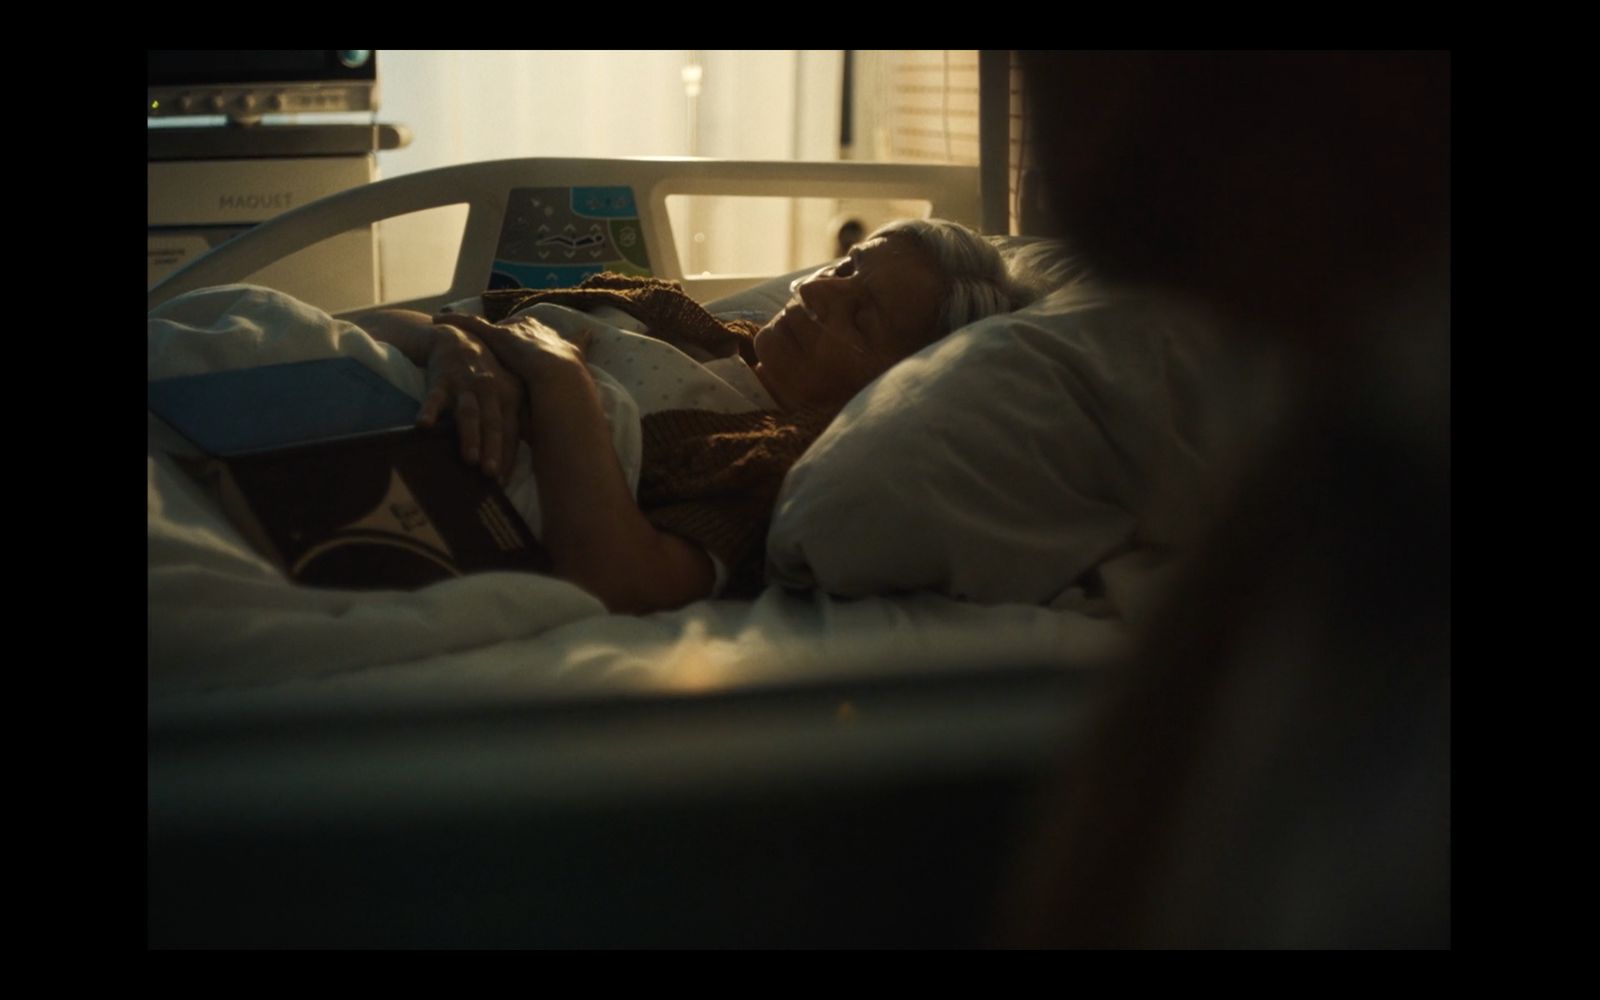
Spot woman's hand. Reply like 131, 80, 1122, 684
452, 313, 715, 612
434, 312, 593, 395
417, 320, 526, 483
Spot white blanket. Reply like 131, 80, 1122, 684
148, 286, 634, 691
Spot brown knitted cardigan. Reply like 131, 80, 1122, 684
483, 274, 838, 597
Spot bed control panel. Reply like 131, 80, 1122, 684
489, 186, 653, 291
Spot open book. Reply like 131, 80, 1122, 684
148, 357, 548, 590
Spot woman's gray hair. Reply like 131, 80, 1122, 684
870, 218, 1030, 339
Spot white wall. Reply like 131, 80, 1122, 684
674, 50, 846, 277
376, 50, 698, 171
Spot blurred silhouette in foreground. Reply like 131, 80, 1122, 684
1002, 51, 1450, 948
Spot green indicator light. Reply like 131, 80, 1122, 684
150, 100, 160, 110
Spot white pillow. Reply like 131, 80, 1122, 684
763, 289, 1243, 605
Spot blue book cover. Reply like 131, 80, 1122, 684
147, 357, 421, 456
147, 357, 547, 588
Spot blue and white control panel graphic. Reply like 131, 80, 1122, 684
489, 186, 651, 290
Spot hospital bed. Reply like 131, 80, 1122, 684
148, 157, 1231, 947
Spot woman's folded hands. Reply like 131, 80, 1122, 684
447, 313, 714, 612
355, 307, 594, 487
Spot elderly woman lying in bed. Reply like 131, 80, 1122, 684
352, 219, 1028, 614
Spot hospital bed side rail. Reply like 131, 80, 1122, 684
147, 157, 984, 318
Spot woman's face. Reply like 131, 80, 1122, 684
752, 234, 946, 411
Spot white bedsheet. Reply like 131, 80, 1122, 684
148, 286, 628, 691
149, 583, 1130, 725
148, 285, 1131, 700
